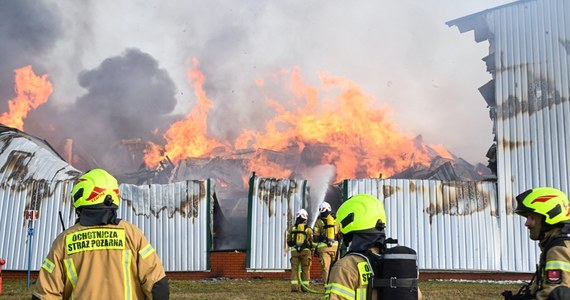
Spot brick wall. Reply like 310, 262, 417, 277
168, 251, 322, 280
4, 250, 532, 281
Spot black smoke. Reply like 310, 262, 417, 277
33, 48, 182, 175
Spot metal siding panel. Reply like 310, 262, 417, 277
489, 0, 570, 272
0, 130, 212, 272
344, 179, 502, 271
247, 176, 307, 270
118, 180, 211, 272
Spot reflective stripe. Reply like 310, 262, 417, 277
123, 250, 133, 300
546, 260, 570, 272
41, 258, 55, 273
383, 253, 417, 260
139, 244, 155, 259
291, 280, 299, 284
328, 283, 355, 300
64, 258, 78, 288
316, 242, 339, 249
290, 248, 312, 252
356, 287, 367, 300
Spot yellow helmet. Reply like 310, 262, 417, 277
71, 168, 121, 209
336, 194, 386, 234
515, 187, 570, 225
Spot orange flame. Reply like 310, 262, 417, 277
146, 64, 451, 183
236, 67, 434, 181
144, 59, 230, 167
0, 66, 53, 130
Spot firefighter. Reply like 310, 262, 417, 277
326, 194, 421, 300
286, 208, 314, 292
511, 187, 570, 299
32, 168, 169, 300
313, 201, 340, 283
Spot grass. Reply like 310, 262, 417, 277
1, 277, 525, 299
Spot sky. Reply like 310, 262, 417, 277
0, 0, 516, 173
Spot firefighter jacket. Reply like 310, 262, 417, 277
326, 251, 376, 300
287, 223, 314, 252
313, 217, 341, 252
531, 227, 570, 300
326, 247, 422, 300
32, 220, 167, 300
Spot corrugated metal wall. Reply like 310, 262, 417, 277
490, 0, 570, 272
119, 181, 213, 272
343, 179, 503, 271
1, 179, 213, 272
0, 130, 79, 272
244, 176, 535, 272
491, 0, 570, 195
246, 175, 308, 270
0, 181, 74, 272
448, 0, 569, 272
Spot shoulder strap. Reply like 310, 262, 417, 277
538, 233, 570, 290
345, 251, 376, 300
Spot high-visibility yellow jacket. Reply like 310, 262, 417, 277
326, 252, 375, 300
32, 220, 167, 300
313, 217, 340, 252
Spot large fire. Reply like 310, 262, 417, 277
0, 66, 53, 130
143, 60, 453, 182
1, 62, 454, 183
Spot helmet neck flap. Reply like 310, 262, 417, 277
77, 205, 120, 226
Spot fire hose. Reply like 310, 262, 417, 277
297, 263, 327, 295
297, 238, 344, 296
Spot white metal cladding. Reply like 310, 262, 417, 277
1, 179, 213, 272
343, 179, 509, 272
0, 128, 213, 272
447, 0, 570, 272
247, 176, 308, 270
0, 181, 75, 271
0, 127, 79, 271
119, 180, 212, 272
490, 0, 570, 273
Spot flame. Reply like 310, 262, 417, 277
236, 67, 434, 181
0, 66, 53, 130
430, 144, 454, 160
146, 64, 451, 183
144, 59, 230, 167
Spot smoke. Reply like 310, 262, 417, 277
24, 49, 182, 174
300, 164, 336, 227
0, 0, 60, 112
1, 0, 513, 174
0, 0, 516, 252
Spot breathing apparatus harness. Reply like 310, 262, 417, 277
290, 221, 310, 252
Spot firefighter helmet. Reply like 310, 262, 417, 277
295, 209, 308, 220
515, 187, 570, 225
337, 194, 386, 234
319, 201, 332, 214
71, 168, 121, 209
